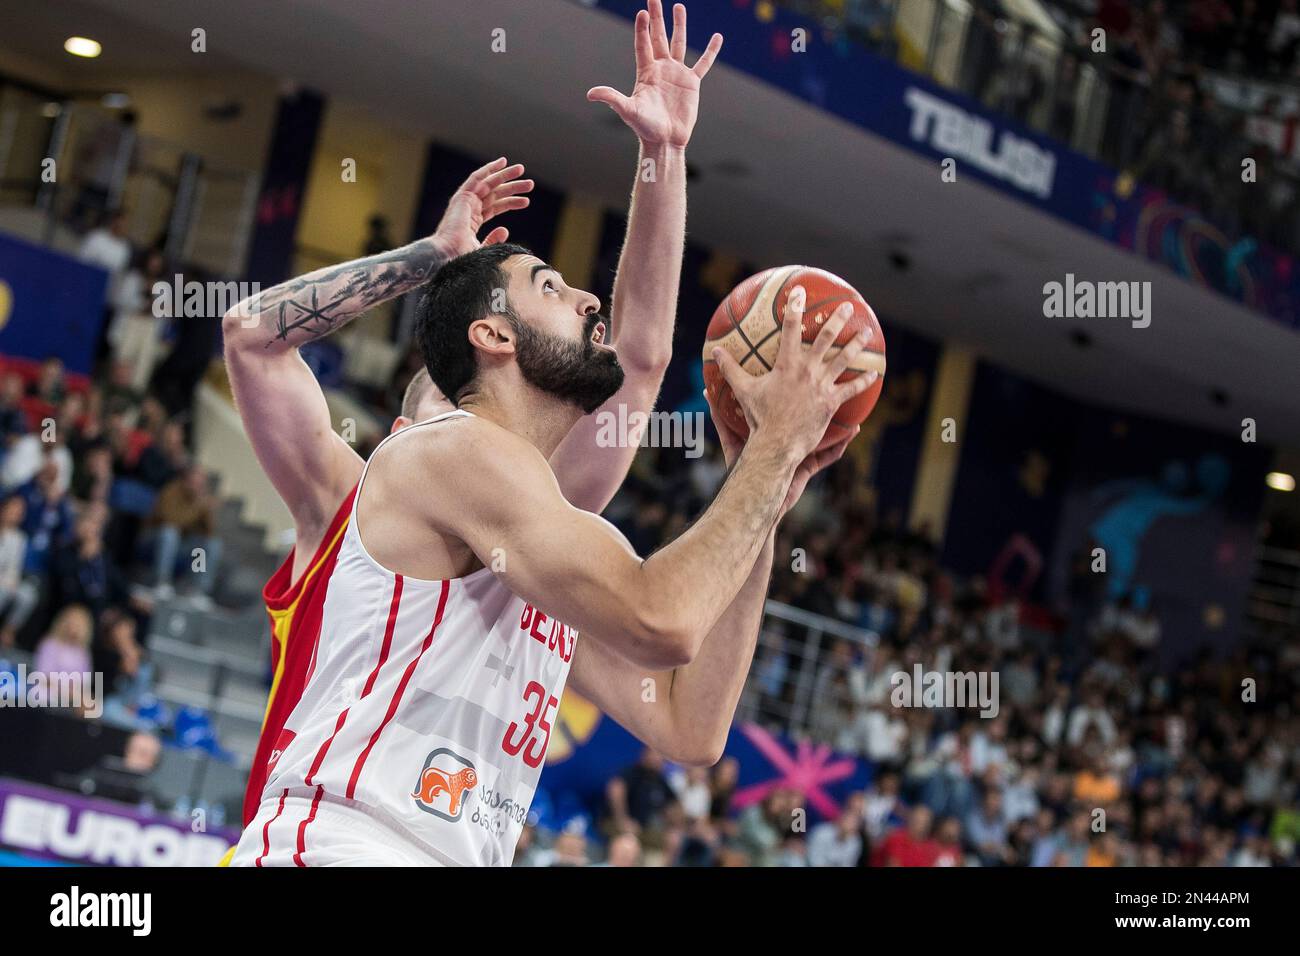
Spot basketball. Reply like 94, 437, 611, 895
702, 266, 886, 452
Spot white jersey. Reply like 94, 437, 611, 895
232, 410, 578, 866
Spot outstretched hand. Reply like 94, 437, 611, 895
587, 0, 723, 149
433, 157, 534, 260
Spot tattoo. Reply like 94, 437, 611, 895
251, 241, 446, 348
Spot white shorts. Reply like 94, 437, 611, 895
231, 787, 447, 867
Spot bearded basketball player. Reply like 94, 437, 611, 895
225, 0, 867, 866
221, 0, 716, 853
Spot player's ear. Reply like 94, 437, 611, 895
467, 316, 516, 357
391, 416, 412, 434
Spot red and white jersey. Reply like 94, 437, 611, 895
238, 410, 578, 866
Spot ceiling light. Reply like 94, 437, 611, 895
1266, 472, 1295, 492
64, 37, 102, 58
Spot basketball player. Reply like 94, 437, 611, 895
223, 151, 524, 840
228, 239, 866, 866
223, 0, 762, 864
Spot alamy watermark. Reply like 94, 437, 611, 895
1042, 273, 1151, 328
0, 665, 102, 718
890, 664, 999, 718
594, 405, 706, 459
152, 274, 261, 322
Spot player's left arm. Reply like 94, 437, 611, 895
550, 0, 723, 512
566, 410, 857, 765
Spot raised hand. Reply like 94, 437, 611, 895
587, 0, 723, 149
432, 157, 534, 260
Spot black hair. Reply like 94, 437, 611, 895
414, 243, 531, 405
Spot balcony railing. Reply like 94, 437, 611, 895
0, 87, 259, 278
737, 599, 880, 742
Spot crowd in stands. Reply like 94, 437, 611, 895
782, 0, 1300, 255
0, 203, 223, 728
4, 223, 1294, 869
510, 443, 1299, 867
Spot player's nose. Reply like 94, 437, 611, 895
577, 290, 600, 316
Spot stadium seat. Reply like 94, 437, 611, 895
109, 477, 158, 516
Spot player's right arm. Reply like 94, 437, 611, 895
424, 289, 872, 670
221, 158, 532, 542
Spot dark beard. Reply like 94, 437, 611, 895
509, 313, 624, 414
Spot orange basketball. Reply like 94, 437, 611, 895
702, 266, 886, 452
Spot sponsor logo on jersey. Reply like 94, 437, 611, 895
267, 728, 296, 774
412, 748, 478, 823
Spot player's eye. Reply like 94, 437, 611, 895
543, 279, 558, 294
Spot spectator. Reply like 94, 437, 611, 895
78, 211, 134, 359
1031, 812, 1091, 867
546, 827, 592, 867
620, 749, 676, 831
597, 776, 638, 840
135, 419, 189, 489
31, 356, 68, 405
94, 606, 145, 699
774, 833, 808, 867
932, 815, 964, 866
1, 416, 74, 494
807, 798, 864, 866
602, 832, 642, 867
1003, 765, 1042, 823
101, 362, 144, 417
710, 756, 739, 820
31, 604, 95, 707
50, 505, 130, 621
112, 248, 171, 391
0, 465, 74, 646
148, 291, 221, 418
736, 788, 799, 867
863, 770, 904, 841
965, 788, 1013, 866
873, 805, 939, 866
1073, 750, 1122, 806
70, 442, 114, 506
0, 495, 27, 632
1066, 688, 1118, 747
0, 373, 28, 450
146, 464, 221, 604
669, 765, 713, 823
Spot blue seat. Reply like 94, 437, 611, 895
109, 478, 158, 517
170, 705, 232, 761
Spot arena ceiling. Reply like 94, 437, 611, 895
11, 0, 1300, 447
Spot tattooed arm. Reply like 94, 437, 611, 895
221, 157, 532, 555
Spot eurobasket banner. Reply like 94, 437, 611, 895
536, 692, 871, 828
0, 233, 108, 376
0, 778, 239, 867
